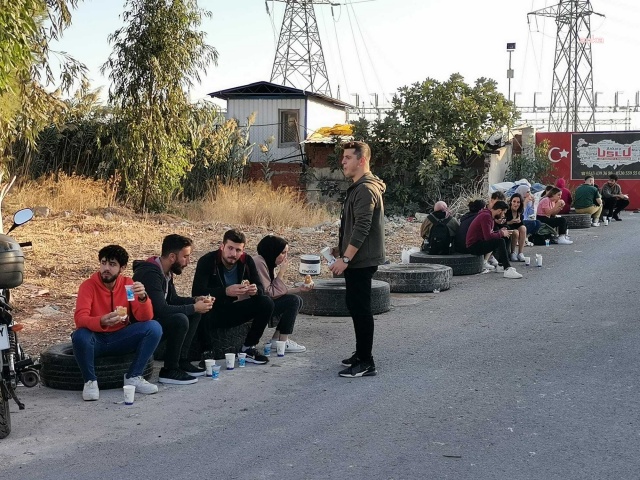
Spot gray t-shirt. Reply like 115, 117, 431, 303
223, 263, 238, 287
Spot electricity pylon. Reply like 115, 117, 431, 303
269, 0, 334, 96
529, 1, 604, 132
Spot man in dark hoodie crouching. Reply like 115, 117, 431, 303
133, 234, 213, 385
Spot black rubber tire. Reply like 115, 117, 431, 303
185, 322, 252, 361
40, 342, 154, 391
0, 386, 10, 439
561, 213, 592, 229
409, 252, 484, 276
373, 263, 452, 293
298, 279, 390, 317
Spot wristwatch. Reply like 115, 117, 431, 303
342, 256, 350, 264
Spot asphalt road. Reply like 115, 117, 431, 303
2, 215, 640, 479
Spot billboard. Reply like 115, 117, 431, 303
537, 131, 640, 209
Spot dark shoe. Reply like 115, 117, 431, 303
613, 215, 622, 221
179, 361, 206, 377
341, 351, 358, 367
158, 368, 198, 385
339, 358, 377, 378
243, 347, 269, 365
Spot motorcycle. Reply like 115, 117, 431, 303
0, 208, 40, 439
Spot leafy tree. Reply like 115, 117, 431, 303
0, 0, 87, 169
354, 74, 518, 214
504, 139, 552, 184
102, 0, 218, 211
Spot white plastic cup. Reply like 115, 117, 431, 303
524, 256, 531, 266
263, 342, 272, 356
123, 385, 135, 405
275, 341, 286, 357
125, 284, 135, 302
212, 365, 221, 380
544, 239, 550, 247
204, 359, 215, 376
237, 352, 247, 367
535, 254, 543, 267
320, 246, 336, 266
225, 353, 235, 370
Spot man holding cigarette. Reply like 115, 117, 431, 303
73, 245, 161, 401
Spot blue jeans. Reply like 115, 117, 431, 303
72, 321, 162, 382
523, 219, 541, 235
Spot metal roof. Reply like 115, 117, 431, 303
207, 81, 353, 109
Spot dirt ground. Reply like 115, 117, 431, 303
4, 207, 420, 356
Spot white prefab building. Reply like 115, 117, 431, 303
208, 81, 351, 163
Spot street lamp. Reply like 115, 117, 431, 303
506, 43, 516, 102
533, 92, 543, 111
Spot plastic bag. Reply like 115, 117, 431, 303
401, 247, 420, 264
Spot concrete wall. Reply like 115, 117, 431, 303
487, 143, 513, 185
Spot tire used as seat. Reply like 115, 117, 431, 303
298, 279, 390, 317
373, 263, 452, 293
40, 342, 154, 391
409, 251, 484, 276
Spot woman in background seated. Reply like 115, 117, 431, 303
536, 187, 574, 245
254, 235, 310, 353
515, 185, 542, 236
555, 178, 572, 214
506, 193, 528, 261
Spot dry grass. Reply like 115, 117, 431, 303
4, 174, 116, 213
177, 182, 331, 228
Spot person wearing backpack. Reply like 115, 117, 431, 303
420, 201, 459, 255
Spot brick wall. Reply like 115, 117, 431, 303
247, 162, 303, 189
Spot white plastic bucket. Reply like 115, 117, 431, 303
299, 254, 321, 275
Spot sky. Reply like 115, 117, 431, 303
50, 0, 640, 126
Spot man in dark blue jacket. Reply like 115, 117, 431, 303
192, 229, 272, 364
133, 234, 213, 385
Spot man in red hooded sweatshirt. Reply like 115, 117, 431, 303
555, 178, 572, 214
73, 245, 162, 401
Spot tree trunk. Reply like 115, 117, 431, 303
0, 173, 17, 234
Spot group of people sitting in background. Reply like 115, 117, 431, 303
420, 173, 631, 279
73, 229, 311, 401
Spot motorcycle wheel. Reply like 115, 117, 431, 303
0, 385, 11, 439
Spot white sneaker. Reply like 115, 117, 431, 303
591, 222, 600, 227
517, 253, 526, 262
482, 261, 496, 271
284, 339, 307, 353
495, 266, 505, 273
82, 380, 99, 401
557, 235, 573, 245
124, 374, 158, 395
488, 256, 499, 267
503, 267, 523, 279
510, 252, 518, 262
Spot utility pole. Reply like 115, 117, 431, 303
528, 1, 604, 132
506, 42, 516, 103
269, 0, 334, 96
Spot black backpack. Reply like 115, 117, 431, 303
427, 214, 452, 255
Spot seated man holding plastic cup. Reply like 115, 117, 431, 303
133, 234, 214, 385
73, 245, 162, 402
192, 229, 273, 365
466, 201, 523, 279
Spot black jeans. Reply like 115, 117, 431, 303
343, 266, 378, 362
603, 197, 629, 218
272, 294, 302, 335
468, 238, 511, 268
201, 295, 274, 347
156, 312, 201, 369
537, 215, 568, 235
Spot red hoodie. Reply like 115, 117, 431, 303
555, 178, 572, 214
74, 272, 154, 333
466, 208, 503, 248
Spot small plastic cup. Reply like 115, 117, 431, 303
123, 385, 135, 405
275, 341, 286, 357
524, 256, 531, 266
544, 239, 550, 247
237, 352, 247, 367
263, 342, 272, 357
212, 365, 221, 379
125, 284, 135, 302
204, 359, 215, 376
225, 353, 235, 370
